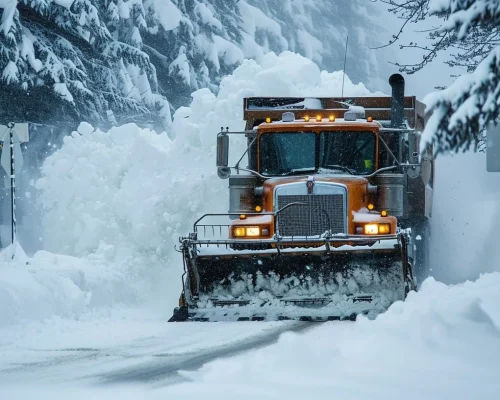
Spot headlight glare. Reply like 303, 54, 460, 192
364, 224, 379, 235
245, 227, 261, 237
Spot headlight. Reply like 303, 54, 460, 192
245, 227, 260, 237
357, 223, 391, 235
364, 224, 379, 235
362, 223, 391, 235
233, 226, 269, 238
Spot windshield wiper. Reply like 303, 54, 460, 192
280, 168, 317, 176
322, 165, 355, 175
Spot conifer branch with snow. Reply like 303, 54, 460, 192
380, 0, 500, 154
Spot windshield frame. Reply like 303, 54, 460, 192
257, 128, 379, 177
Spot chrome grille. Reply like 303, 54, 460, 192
277, 194, 346, 236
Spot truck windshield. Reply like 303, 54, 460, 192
259, 131, 376, 176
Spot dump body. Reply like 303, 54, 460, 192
169, 74, 432, 322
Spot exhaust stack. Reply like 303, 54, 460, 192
389, 74, 405, 128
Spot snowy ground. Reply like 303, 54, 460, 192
1, 51, 499, 398
2, 274, 499, 399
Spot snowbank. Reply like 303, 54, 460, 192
431, 150, 500, 283
163, 273, 500, 399
0, 244, 136, 327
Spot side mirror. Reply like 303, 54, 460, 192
217, 134, 229, 167
487, 121, 500, 172
217, 134, 230, 179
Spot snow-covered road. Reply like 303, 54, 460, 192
0, 310, 310, 387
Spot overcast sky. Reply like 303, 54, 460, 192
371, 1, 461, 99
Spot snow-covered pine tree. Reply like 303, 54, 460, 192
142, 0, 388, 109
0, 0, 388, 131
142, 0, 245, 108
0, 0, 169, 131
379, 0, 500, 154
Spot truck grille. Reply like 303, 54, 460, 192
276, 194, 346, 237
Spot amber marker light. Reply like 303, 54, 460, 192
367, 116, 373, 122
239, 214, 246, 220
265, 117, 271, 123
233, 227, 246, 237
304, 115, 310, 122
367, 204, 374, 211
381, 210, 387, 217
329, 115, 335, 122
255, 205, 262, 212
316, 115, 322, 122
378, 223, 391, 234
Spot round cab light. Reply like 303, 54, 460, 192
239, 214, 247, 220
265, 117, 271, 123
329, 115, 335, 122
367, 116, 373, 122
304, 115, 310, 122
381, 210, 387, 217
316, 115, 322, 122
367, 204, 374, 211
255, 205, 262, 212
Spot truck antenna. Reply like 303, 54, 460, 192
341, 35, 349, 98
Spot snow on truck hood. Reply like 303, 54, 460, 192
265, 174, 368, 186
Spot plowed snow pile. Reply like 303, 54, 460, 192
0, 51, 379, 326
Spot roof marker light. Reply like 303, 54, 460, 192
329, 115, 335, 122
367, 116, 373, 122
304, 115, 310, 122
316, 115, 322, 122
265, 117, 271, 123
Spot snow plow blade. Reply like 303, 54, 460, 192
169, 234, 414, 322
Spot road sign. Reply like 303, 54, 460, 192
1, 129, 23, 185
0, 123, 29, 143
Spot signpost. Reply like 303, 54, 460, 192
0, 123, 28, 248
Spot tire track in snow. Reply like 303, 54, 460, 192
98, 321, 317, 386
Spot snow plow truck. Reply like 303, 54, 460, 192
169, 74, 433, 322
